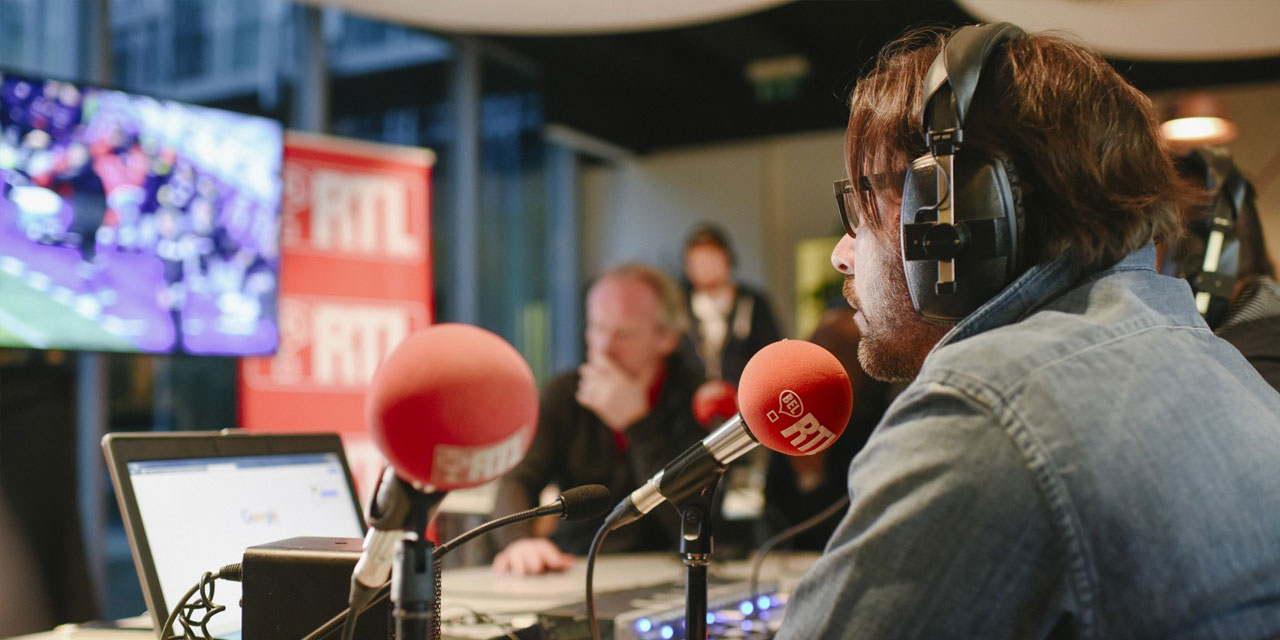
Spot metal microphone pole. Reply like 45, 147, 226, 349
678, 474, 722, 640
390, 490, 442, 640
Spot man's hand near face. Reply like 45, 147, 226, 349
576, 353, 651, 432
492, 537, 575, 576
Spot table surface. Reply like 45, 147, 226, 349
13, 552, 820, 640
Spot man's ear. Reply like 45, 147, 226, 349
656, 328, 681, 357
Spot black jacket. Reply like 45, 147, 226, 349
1217, 276, 1280, 393
679, 284, 781, 385
1218, 317, 1280, 392
491, 356, 705, 554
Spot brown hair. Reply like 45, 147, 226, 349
683, 222, 736, 266
846, 26, 1197, 272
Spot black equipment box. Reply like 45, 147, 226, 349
242, 536, 391, 640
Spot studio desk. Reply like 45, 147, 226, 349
19, 552, 819, 640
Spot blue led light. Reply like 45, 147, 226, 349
756, 595, 772, 610
739, 600, 755, 615
742, 620, 755, 631
660, 624, 674, 639
707, 612, 716, 624
635, 618, 652, 633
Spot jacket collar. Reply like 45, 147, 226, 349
931, 243, 1158, 353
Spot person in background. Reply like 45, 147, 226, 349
1158, 146, 1280, 388
0, 350, 98, 631
0, 491, 54, 636
490, 263, 705, 575
678, 223, 782, 387
678, 224, 784, 556
777, 23, 1280, 638
762, 305, 899, 550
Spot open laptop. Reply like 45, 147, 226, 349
103, 430, 368, 639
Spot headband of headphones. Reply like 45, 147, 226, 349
921, 23, 1026, 155
899, 23, 1027, 321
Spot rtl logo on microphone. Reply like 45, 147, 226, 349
431, 425, 532, 488
766, 390, 837, 454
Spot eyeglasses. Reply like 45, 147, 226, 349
833, 171, 905, 237
833, 179, 858, 237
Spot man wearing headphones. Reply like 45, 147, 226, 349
776, 24, 1280, 639
1159, 147, 1280, 389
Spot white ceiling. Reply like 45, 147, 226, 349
298, 0, 793, 35
302, 0, 1280, 61
959, 0, 1280, 61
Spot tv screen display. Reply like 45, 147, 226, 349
0, 70, 282, 355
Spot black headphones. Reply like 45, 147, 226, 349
899, 23, 1027, 321
1162, 147, 1244, 329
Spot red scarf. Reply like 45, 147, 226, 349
612, 362, 668, 454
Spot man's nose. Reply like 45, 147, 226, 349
595, 329, 623, 354
600, 334, 619, 353
831, 233, 855, 275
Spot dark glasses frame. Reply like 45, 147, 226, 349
833, 179, 858, 237
834, 170, 905, 237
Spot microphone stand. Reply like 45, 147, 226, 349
389, 487, 444, 640
305, 486, 611, 640
674, 472, 724, 640
349, 468, 447, 640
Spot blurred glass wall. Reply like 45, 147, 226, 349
1, 0, 557, 623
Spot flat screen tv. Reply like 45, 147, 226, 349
0, 69, 282, 355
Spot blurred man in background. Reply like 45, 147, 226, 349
490, 263, 705, 575
0, 491, 54, 636
678, 224, 784, 556
678, 223, 781, 387
761, 306, 898, 550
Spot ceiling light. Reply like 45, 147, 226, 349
1160, 117, 1238, 146
1160, 92, 1238, 148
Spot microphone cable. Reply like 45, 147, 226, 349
160, 563, 242, 640
747, 495, 849, 615
584, 524, 611, 640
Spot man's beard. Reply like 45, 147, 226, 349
844, 272, 950, 383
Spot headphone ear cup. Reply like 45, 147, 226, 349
899, 151, 1025, 320
907, 23, 1028, 321
900, 155, 939, 225
1197, 179, 1243, 329
1170, 149, 1244, 329
900, 155, 940, 314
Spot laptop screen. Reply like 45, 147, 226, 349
127, 451, 366, 638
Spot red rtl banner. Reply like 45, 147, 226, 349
239, 132, 434, 496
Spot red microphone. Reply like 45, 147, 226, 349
351, 323, 539, 612
604, 339, 852, 529
737, 339, 852, 456
366, 323, 539, 491
692, 380, 738, 428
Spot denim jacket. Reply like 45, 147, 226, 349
777, 245, 1280, 639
